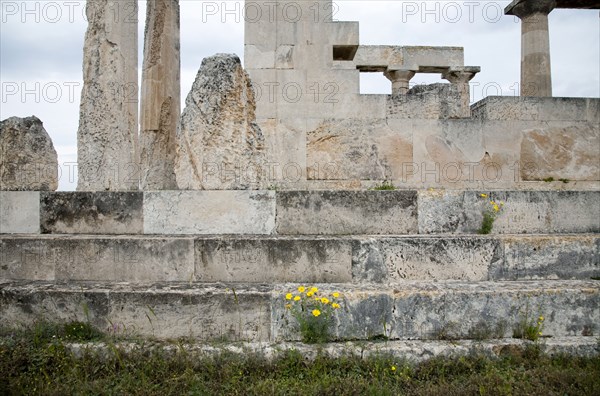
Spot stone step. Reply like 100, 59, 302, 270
1, 280, 597, 342
1, 234, 597, 283
2, 190, 598, 235
60, 337, 600, 362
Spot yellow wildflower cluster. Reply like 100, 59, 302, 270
284, 286, 343, 343
478, 193, 506, 234
285, 286, 342, 315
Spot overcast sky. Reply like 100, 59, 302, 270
1, 1, 598, 190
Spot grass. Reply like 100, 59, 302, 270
371, 180, 396, 191
1, 322, 599, 395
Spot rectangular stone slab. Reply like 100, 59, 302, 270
195, 237, 352, 283
276, 190, 418, 235
40, 192, 143, 234
418, 190, 600, 234
144, 191, 276, 235
0, 191, 40, 234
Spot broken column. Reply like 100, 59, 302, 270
77, 0, 139, 191
506, 0, 555, 97
175, 54, 266, 190
140, 0, 180, 190
0, 116, 58, 191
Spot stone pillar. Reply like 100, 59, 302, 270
506, 0, 555, 97
442, 67, 480, 117
77, 0, 139, 191
140, 0, 180, 190
384, 69, 416, 95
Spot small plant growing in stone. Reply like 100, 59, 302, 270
513, 303, 545, 342
477, 193, 504, 234
371, 180, 396, 191
285, 286, 342, 344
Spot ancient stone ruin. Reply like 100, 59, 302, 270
176, 54, 266, 190
1, 0, 599, 357
0, 116, 58, 191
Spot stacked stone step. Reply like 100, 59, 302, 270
1, 189, 598, 343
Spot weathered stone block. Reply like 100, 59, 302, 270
0, 238, 55, 280
306, 119, 413, 181
419, 190, 600, 234
471, 97, 600, 123
276, 191, 418, 235
139, 0, 181, 190
144, 191, 276, 234
353, 237, 503, 282
0, 116, 58, 191
53, 237, 194, 282
499, 236, 599, 280
40, 192, 143, 234
176, 54, 267, 190
77, 0, 139, 191
107, 285, 271, 341
195, 237, 352, 283
0, 284, 110, 330
0, 191, 40, 234
520, 124, 600, 181
388, 84, 469, 119
271, 281, 600, 341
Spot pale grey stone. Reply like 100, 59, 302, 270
140, 0, 181, 190
195, 237, 351, 283
306, 119, 413, 181
2, 280, 597, 342
275, 191, 418, 235
40, 192, 143, 234
500, 235, 599, 280
0, 191, 40, 234
175, 54, 267, 190
520, 124, 600, 181
77, 0, 138, 191
144, 191, 276, 234
0, 116, 58, 191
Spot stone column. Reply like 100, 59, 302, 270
442, 67, 480, 117
77, 0, 139, 191
140, 0, 181, 190
384, 68, 416, 95
506, 0, 556, 97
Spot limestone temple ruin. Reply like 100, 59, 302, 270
0, 0, 599, 354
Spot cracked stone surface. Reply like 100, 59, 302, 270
175, 54, 266, 190
77, 0, 138, 191
0, 116, 58, 191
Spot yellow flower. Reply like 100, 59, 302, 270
298, 286, 306, 293
332, 303, 341, 309
538, 332, 542, 336
310, 287, 318, 293
391, 366, 396, 371
321, 297, 330, 304
493, 204, 500, 212
294, 296, 301, 301
285, 293, 293, 300
480, 193, 488, 198
489, 200, 496, 205
312, 309, 321, 317
332, 292, 340, 298
306, 291, 314, 297
285, 304, 291, 310
539, 316, 544, 321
